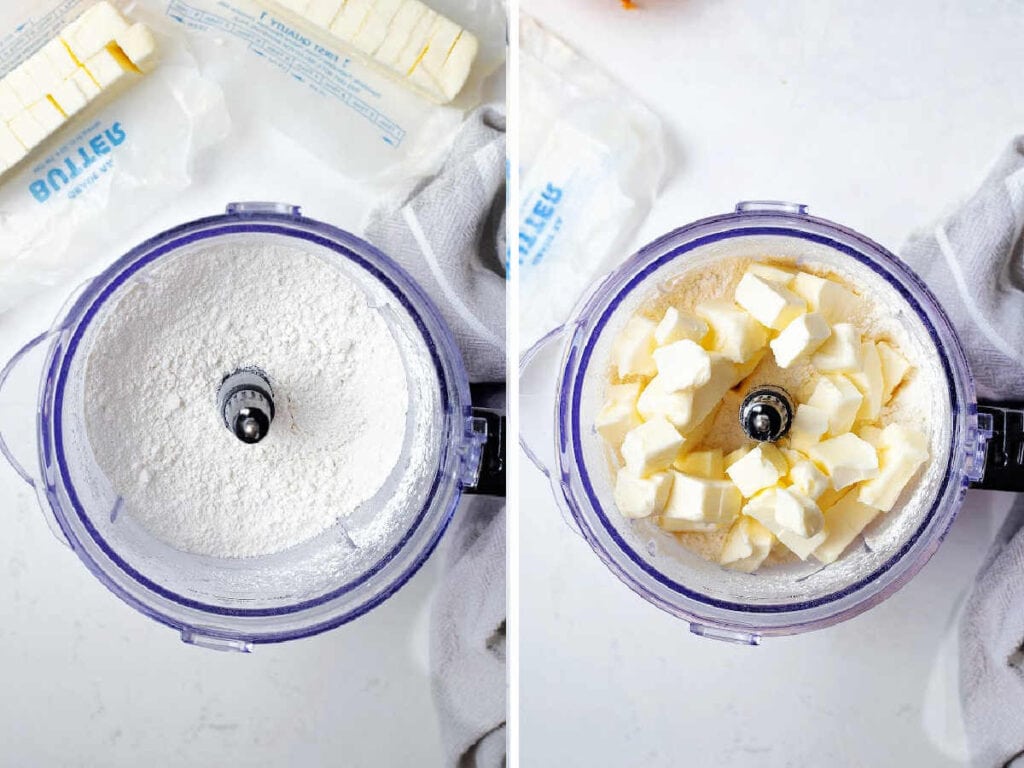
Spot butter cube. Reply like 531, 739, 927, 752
720, 516, 775, 572
776, 528, 828, 561
695, 300, 767, 364
84, 48, 130, 89
24, 51, 64, 96
781, 448, 804, 469
661, 472, 742, 530
770, 312, 831, 368
8, 111, 48, 150
730, 349, 764, 386
726, 444, 787, 498
858, 425, 929, 512
684, 403, 720, 447
595, 382, 642, 447
304, 0, 346, 27
614, 468, 673, 519
856, 424, 883, 447
431, 30, 478, 102
774, 487, 824, 537
653, 339, 712, 391
654, 307, 708, 346
807, 375, 862, 436
789, 403, 830, 452
331, 0, 376, 40
412, 12, 459, 71
0, 124, 27, 168
681, 354, 737, 434
5, 63, 40, 106
789, 459, 829, 500
816, 486, 847, 512
813, 492, 882, 564
613, 316, 657, 379
810, 433, 879, 490
0, 80, 22, 121
27, 99, 65, 133
395, 9, 438, 75
621, 417, 684, 477
41, 39, 79, 80
747, 263, 795, 285
371, 0, 424, 65
849, 341, 884, 421
878, 341, 911, 405
62, 1, 130, 61
673, 449, 724, 479
51, 78, 89, 118
72, 68, 102, 100
735, 272, 807, 330
812, 323, 861, 373
115, 23, 159, 73
725, 447, 748, 469
637, 375, 694, 429
791, 272, 860, 324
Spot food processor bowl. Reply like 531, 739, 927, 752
0, 203, 503, 650
521, 201, 1000, 643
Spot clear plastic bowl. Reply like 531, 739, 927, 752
522, 201, 991, 643
0, 203, 489, 650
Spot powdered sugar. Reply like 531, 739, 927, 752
83, 243, 412, 558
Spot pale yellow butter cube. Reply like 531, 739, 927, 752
8, 111, 47, 150
725, 446, 749, 469
114, 23, 159, 73
41, 38, 79, 80
395, 8, 437, 75
812, 323, 861, 373
51, 78, 90, 118
0, 122, 27, 168
809, 433, 879, 490
614, 468, 673, 519
0, 80, 23, 121
415, 14, 461, 74
878, 341, 911, 405
613, 316, 657, 379
330, 0, 375, 40
720, 515, 775, 572
27, 99, 65, 132
726, 443, 786, 498
5, 63, 40, 106
858, 425, 929, 512
673, 449, 724, 479
636, 375, 694, 429
654, 307, 708, 346
776, 528, 828, 561
849, 341, 884, 422
653, 339, 712, 392
734, 272, 807, 330
84, 48, 130, 89
770, 312, 831, 368
791, 272, 860, 324
595, 382, 642, 448
432, 30, 477, 102
695, 299, 767, 364
789, 458, 829, 500
661, 472, 742, 529
741, 487, 825, 559
807, 375, 862, 436
813, 492, 882, 564
774, 487, 824, 537
687, 354, 742, 433
621, 417, 684, 477
373, 0, 426, 66
353, 0, 405, 54
790, 402, 830, 452
62, 1, 130, 61
747, 263, 796, 285
24, 51, 64, 96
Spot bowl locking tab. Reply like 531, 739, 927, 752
739, 385, 794, 443
218, 368, 275, 444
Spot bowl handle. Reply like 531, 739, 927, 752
519, 325, 584, 535
970, 402, 1024, 492
0, 331, 53, 487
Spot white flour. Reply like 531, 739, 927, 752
83, 243, 411, 558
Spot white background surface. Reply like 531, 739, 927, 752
519, 1, 1024, 766
0, 42, 511, 768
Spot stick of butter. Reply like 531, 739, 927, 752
262, 0, 479, 104
0, 2, 157, 178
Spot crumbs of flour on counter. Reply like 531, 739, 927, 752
84, 244, 412, 558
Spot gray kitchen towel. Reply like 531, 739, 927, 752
365, 106, 507, 768
900, 136, 1024, 767
365, 106, 507, 384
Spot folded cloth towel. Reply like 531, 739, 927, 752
901, 136, 1024, 767
365, 107, 507, 768
365, 106, 507, 384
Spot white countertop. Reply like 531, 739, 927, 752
0, 94, 447, 768
518, 1, 1024, 765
